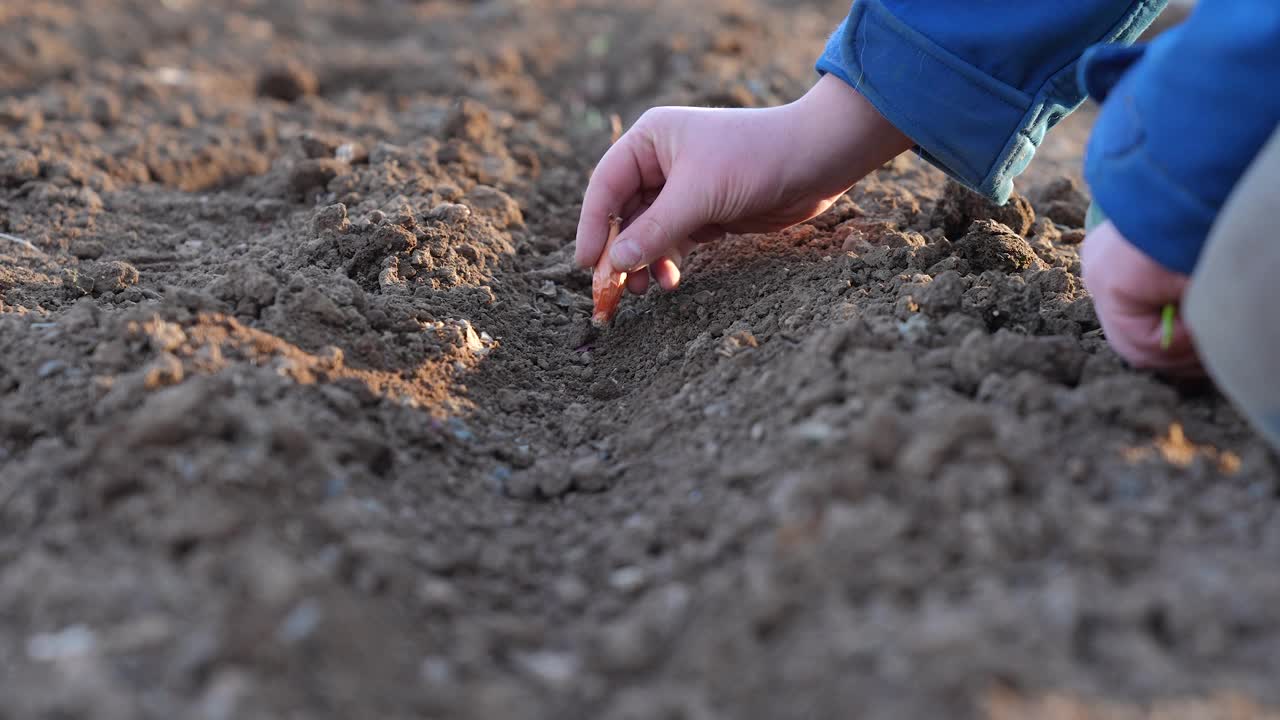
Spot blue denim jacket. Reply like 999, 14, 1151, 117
817, 0, 1280, 275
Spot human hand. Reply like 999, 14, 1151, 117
574, 74, 913, 294
1081, 220, 1203, 374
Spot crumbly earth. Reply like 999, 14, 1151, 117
1, 2, 1277, 719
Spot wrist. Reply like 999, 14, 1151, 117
781, 74, 914, 197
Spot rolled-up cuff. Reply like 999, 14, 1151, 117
816, 0, 1160, 205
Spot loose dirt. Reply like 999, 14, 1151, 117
1, 2, 1277, 719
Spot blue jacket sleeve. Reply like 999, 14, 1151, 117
1082, 0, 1280, 275
816, 0, 1167, 203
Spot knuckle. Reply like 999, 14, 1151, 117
636, 106, 680, 133
637, 107, 667, 125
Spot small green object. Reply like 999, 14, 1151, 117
1160, 304, 1177, 351
1084, 202, 1107, 233
588, 34, 611, 58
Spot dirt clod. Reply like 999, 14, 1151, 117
571, 318, 600, 348
589, 376, 624, 400
917, 269, 966, 315
287, 158, 347, 199
0, 149, 39, 186
442, 98, 493, 144
932, 178, 1036, 238
568, 455, 608, 492
312, 203, 351, 235
256, 61, 319, 102
953, 219, 1045, 274
430, 202, 472, 225
1034, 176, 1091, 228
89, 260, 141, 294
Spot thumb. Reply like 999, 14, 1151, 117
608, 180, 707, 273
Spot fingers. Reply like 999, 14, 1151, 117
626, 245, 692, 295
1164, 314, 1196, 358
651, 258, 680, 291
615, 202, 704, 295
1101, 310, 1203, 376
1081, 220, 1203, 376
575, 134, 650, 269
573, 109, 717, 289
608, 179, 706, 273
651, 235, 702, 291
1150, 317, 1205, 377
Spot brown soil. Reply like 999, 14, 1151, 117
1, 2, 1277, 719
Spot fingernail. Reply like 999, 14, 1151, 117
610, 239, 641, 271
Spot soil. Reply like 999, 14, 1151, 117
1, 2, 1278, 719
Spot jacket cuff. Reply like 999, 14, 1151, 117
1083, 57, 1215, 275
816, 0, 1084, 203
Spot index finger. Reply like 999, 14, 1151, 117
574, 132, 648, 268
